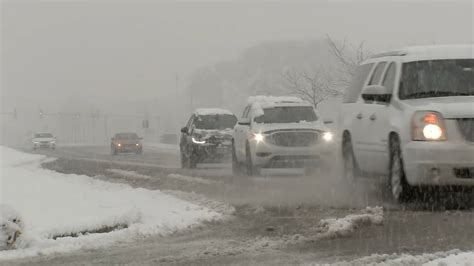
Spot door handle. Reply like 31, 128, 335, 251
356, 113, 363, 119
369, 114, 377, 121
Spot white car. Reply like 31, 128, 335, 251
32, 132, 56, 150
339, 45, 474, 202
232, 96, 334, 176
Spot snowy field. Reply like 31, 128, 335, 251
0, 146, 223, 260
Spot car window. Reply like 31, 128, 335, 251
343, 63, 374, 103
35, 133, 53, 138
186, 115, 194, 129
242, 106, 250, 118
115, 133, 139, 139
368, 62, 387, 85
382, 62, 397, 93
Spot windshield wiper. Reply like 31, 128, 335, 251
404, 91, 472, 99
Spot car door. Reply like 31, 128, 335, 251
353, 61, 387, 172
364, 61, 398, 174
233, 105, 251, 161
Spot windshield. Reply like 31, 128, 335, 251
115, 133, 139, 139
34, 133, 53, 138
254, 106, 317, 124
399, 59, 474, 99
194, 114, 237, 130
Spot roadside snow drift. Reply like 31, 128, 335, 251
0, 146, 223, 260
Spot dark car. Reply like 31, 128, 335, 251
180, 109, 237, 168
111, 133, 143, 155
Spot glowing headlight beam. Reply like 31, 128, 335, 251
254, 133, 264, 143
322, 132, 333, 142
192, 137, 206, 144
422, 124, 443, 140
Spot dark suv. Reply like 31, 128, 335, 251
111, 132, 143, 155
180, 109, 237, 168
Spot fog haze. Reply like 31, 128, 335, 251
1, 0, 473, 141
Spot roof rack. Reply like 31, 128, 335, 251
370, 50, 407, 59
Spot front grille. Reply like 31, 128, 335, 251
271, 131, 319, 147
457, 118, 474, 142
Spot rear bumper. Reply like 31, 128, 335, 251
403, 141, 474, 186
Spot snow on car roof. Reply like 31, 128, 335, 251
194, 108, 234, 116
369, 44, 473, 62
247, 96, 312, 116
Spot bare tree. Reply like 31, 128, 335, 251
281, 68, 342, 108
327, 35, 372, 86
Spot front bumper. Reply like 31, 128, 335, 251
249, 139, 335, 168
33, 142, 55, 149
194, 143, 232, 161
114, 144, 142, 152
403, 141, 474, 186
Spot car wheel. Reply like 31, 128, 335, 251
188, 146, 197, 169
389, 136, 413, 203
342, 135, 358, 183
245, 143, 259, 176
232, 142, 243, 175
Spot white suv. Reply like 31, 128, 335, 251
232, 96, 334, 176
340, 45, 474, 202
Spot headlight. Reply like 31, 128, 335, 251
254, 133, 264, 143
412, 111, 446, 141
192, 136, 206, 144
33, 141, 40, 144
136, 143, 140, 146
322, 132, 333, 142
117, 143, 122, 147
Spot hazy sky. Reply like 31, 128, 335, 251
1, 0, 473, 113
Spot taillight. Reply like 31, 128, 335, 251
412, 111, 446, 141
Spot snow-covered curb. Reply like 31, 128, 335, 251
167, 174, 221, 185
331, 249, 474, 265
0, 146, 225, 261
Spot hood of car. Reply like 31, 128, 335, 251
402, 96, 474, 118
32, 137, 55, 142
252, 121, 328, 134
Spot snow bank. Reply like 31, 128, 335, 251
337, 249, 474, 265
106, 169, 151, 180
0, 205, 24, 250
0, 146, 223, 260
167, 174, 220, 185
316, 206, 384, 238
194, 108, 234, 116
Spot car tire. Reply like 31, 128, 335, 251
188, 146, 197, 169
342, 134, 359, 183
389, 136, 413, 203
232, 142, 243, 175
245, 143, 259, 176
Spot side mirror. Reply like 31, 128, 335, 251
181, 127, 188, 134
323, 119, 334, 124
361, 85, 392, 103
238, 118, 251, 126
